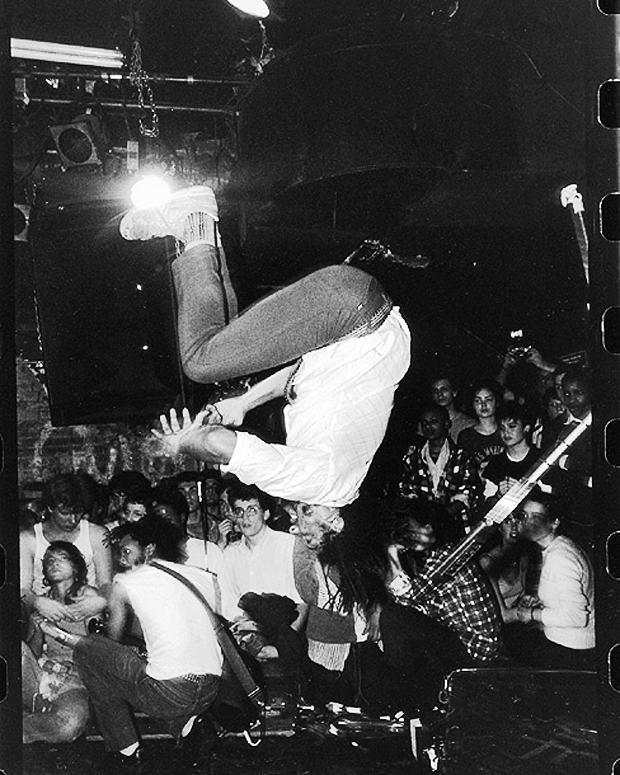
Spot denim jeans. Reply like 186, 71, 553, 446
21, 641, 90, 744
75, 636, 220, 752
173, 245, 392, 383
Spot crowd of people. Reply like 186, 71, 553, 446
17, 186, 595, 773
18, 354, 594, 772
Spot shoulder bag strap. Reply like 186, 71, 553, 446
150, 561, 263, 707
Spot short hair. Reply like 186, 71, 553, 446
108, 471, 151, 499
561, 366, 591, 394
122, 491, 151, 509
108, 515, 186, 563
174, 471, 202, 486
418, 402, 450, 424
150, 485, 190, 521
430, 374, 457, 391
522, 486, 557, 521
227, 481, 272, 512
42, 540, 89, 601
42, 473, 90, 513
202, 468, 222, 484
496, 401, 531, 427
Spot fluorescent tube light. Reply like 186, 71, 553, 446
11, 38, 124, 69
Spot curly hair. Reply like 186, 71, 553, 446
107, 515, 186, 563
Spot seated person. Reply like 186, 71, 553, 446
430, 375, 476, 443
104, 492, 150, 531
481, 402, 540, 504
502, 488, 595, 670
478, 515, 541, 612
398, 404, 482, 535
20, 473, 112, 622
380, 499, 500, 719
172, 471, 221, 544
219, 482, 307, 660
105, 471, 152, 526
150, 484, 224, 577
536, 386, 569, 450
457, 382, 504, 472
40, 516, 222, 773
22, 542, 99, 744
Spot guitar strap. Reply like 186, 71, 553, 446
150, 561, 264, 708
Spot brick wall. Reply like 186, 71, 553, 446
16, 358, 197, 490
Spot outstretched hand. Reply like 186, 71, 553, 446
151, 407, 208, 457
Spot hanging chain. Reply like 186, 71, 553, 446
129, 35, 160, 138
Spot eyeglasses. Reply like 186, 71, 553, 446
514, 509, 547, 522
232, 504, 262, 519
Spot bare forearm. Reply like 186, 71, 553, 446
238, 365, 295, 413
177, 424, 238, 465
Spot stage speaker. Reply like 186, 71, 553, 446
28, 194, 207, 426
49, 119, 104, 170
13, 204, 29, 242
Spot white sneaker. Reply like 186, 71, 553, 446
120, 185, 219, 241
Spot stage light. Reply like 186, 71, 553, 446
11, 38, 124, 69
130, 176, 172, 210
224, 0, 270, 19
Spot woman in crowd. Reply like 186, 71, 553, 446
502, 488, 595, 670
457, 382, 504, 473
22, 541, 100, 743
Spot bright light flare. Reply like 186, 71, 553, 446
130, 176, 172, 211
225, 0, 270, 19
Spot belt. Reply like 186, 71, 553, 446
340, 295, 393, 342
181, 673, 210, 683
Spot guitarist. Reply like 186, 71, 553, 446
379, 499, 500, 719
34, 516, 223, 775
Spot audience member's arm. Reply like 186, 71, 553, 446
106, 580, 132, 642
62, 524, 112, 620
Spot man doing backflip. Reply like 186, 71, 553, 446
121, 186, 412, 524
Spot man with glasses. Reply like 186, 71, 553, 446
218, 481, 306, 661
20, 473, 113, 623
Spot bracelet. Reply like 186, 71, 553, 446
56, 630, 68, 644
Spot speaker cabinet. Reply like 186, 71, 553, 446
29, 196, 199, 426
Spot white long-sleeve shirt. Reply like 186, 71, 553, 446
224, 308, 411, 506
218, 526, 303, 621
538, 535, 595, 650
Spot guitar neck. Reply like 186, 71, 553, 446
406, 416, 592, 599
